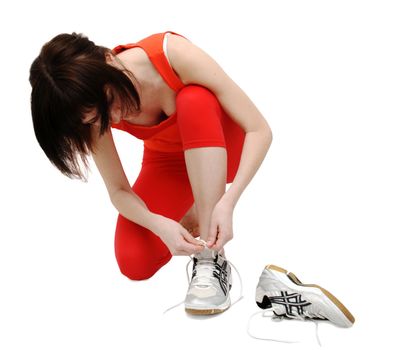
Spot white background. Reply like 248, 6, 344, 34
1, 0, 392, 348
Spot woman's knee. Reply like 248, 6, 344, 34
114, 215, 172, 281
176, 84, 226, 149
177, 84, 219, 104
176, 85, 222, 121
116, 251, 172, 281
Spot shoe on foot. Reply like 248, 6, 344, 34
256, 264, 355, 327
185, 247, 232, 315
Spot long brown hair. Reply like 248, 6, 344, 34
29, 32, 141, 181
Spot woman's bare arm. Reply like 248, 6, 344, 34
89, 127, 205, 254
90, 127, 158, 231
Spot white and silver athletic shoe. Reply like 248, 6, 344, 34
184, 247, 232, 315
256, 264, 355, 327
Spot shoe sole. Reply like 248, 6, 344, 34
185, 297, 231, 315
185, 306, 230, 315
266, 264, 355, 326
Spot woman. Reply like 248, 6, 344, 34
29, 30, 273, 315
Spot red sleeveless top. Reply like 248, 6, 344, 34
110, 31, 187, 152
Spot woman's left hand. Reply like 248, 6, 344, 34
206, 199, 234, 252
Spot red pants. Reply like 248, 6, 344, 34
114, 85, 245, 280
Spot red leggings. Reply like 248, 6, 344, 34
114, 85, 245, 280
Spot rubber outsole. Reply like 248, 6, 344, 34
266, 264, 355, 325
185, 306, 229, 315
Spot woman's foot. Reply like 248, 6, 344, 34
184, 247, 232, 315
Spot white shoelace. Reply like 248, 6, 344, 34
247, 307, 323, 346
162, 241, 321, 346
163, 241, 244, 314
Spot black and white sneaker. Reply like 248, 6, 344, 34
184, 247, 232, 315
256, 264, 355, 327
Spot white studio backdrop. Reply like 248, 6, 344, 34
0, 0, 392, 349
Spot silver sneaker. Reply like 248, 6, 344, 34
185, 247, 232, 315
256, 264, 355, 327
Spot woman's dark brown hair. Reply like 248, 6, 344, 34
29, 32, 141, 181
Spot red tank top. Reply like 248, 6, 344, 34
110, 31, 187, 152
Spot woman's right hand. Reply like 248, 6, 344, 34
151, 214, 205, 256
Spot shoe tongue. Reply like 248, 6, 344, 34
195, 247, 217, 260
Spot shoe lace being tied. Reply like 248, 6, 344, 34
247, 307, 322, 346
190, 255, 224, 284
163, 240, 244, 314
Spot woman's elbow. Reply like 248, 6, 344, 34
266, 126, 273, 144
258, 120, 273, 145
